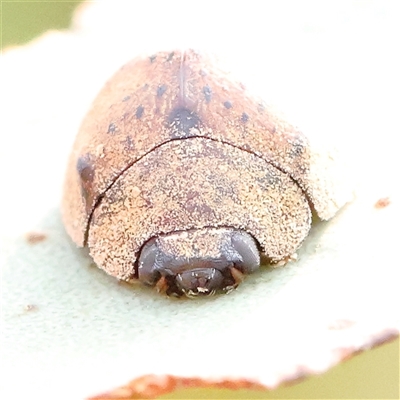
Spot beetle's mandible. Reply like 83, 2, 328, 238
62, 49, 340, 297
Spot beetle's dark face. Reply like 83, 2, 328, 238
137, 228, 260, 297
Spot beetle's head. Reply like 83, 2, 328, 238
137, 228, 260, 297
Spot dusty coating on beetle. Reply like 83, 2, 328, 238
89, 138, 311, 279
62, 49, 347, 286
146, 229, 243, 265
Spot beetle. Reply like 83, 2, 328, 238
62, 49, 345, 297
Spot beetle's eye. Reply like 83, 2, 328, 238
138, 239, 160, 285
229, 231, 260, 274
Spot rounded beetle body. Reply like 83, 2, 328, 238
62, 50, 341, 297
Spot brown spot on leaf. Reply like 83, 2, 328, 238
24, 304, 38, 312
375, 197, 391, 209
25, 232, 47, 244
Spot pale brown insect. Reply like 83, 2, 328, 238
62, 49, 343, 297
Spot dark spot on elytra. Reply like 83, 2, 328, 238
166, 52, 175, 62
186, 190, 200, 202
77, 154, 95, 212
203, 86, 212, 103
105, 180, 127, 206
157, 84, 167, 97
92, 210, 118, 226
149, 55, 157, 63
136, 105, 144, 119
289, 141, 305, 158
240, 112, 249, 123
223, 101, 232, 109
255, 174, 282, 189
168, 107, 201, 138
257, 103, 265, 113
77, 155, 95, 183
107, 122, 117, 134
122, 95, 131, 102
142, 193, 153, 209
215, 184, 239, 202
122, 135, 135, 151
184, 201, 215, 217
